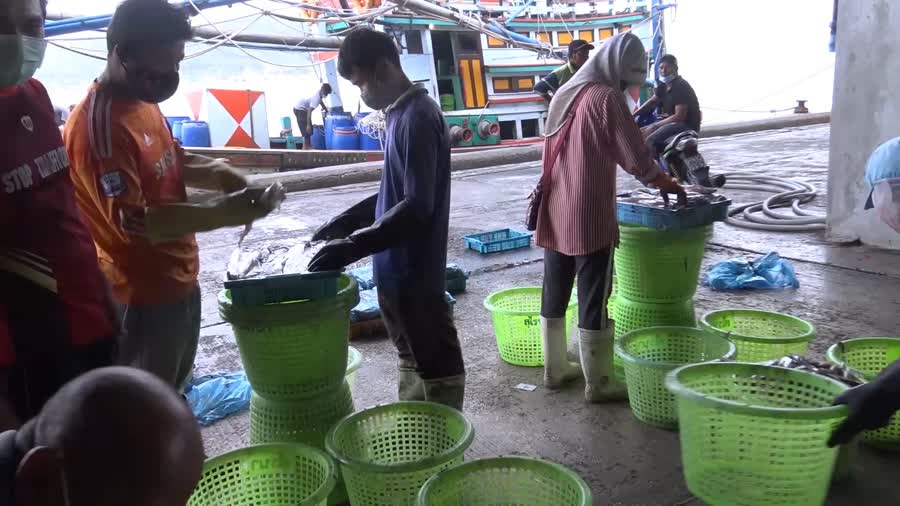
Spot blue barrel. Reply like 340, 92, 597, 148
359, 132, 381, 151
172, 120, 186, 141
353, 112, 370, 126
180, 121, 212, 147
311, 125, 326, 150
325, 113, 353, 150
166, 115, 191, 131
332, 126, 360, 151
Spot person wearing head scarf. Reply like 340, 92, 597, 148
536, 32, 685, 403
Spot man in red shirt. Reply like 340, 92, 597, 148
66, 0, 282, 392
0, 0, 118, 428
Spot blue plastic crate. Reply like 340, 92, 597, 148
616, 198, 731, 230
464, 229, 532, 254
223, 271, 342, 306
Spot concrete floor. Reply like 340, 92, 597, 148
195, 124, 900, 505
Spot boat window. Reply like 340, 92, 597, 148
619, 24, 631, 33
456, 33, 481, 54
499, 121, 517, 140
536, 32, 551, 45
406, 31, 424, 54
578, 30, 595, 42
493, 78, 511, 92
599, 28, 614, 40
557, 31, 573, 46
521, 118, 539, 138
491, 76, 535, 93
487, 35, 506, 48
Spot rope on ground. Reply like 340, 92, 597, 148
722, 174, 826, 232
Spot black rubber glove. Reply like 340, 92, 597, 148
828, 359, 900, 447
308, 200, 424, 272
311, 193, 378, 242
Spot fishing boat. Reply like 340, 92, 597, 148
45, 0, 669, 168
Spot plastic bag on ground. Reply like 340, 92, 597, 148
185, 372, 252, 426
703, 252, 799, 290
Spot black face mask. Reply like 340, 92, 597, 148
123, 62, 180, 104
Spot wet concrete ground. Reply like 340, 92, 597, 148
195, 124, 900, 505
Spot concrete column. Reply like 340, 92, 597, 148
827, 0, 900, 249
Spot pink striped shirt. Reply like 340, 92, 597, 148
536, 83, 660, 256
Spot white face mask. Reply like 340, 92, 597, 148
0, 35, 47, 88
659, 73, 676, 84
872, 179, 900, 233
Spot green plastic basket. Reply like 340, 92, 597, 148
416, 457, 592, 506
700, 309, 815, 362
611, 296, 696, 382
483, 287, 577, 366
325, 401, 474, 506
665, 363, 849, 506
219, 275, 359, 400
347, 346, 363, 390
826, 337, 900, 449
250, 380, 354, 447
614, 224, 710, 303
189, 443, 336, 506
615, 327, 736, 428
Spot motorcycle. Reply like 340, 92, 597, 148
659, 130, 726, 188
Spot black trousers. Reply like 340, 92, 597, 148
646, 121, 693, 156
379, 291, 465, 380
540, 248, 613, 331
293, 108, 311, 148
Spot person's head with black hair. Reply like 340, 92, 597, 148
338, 27, 410, 110
102, 0, 192, 103
658, 54, 678, 84
321, 83, 332, 96
0, 0, 48, 89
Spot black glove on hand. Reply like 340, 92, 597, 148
828, 360, 900, 447
312, 194, 378, 242
307, 238, 366, 272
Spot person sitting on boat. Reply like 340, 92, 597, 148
293, 83, 332, 150
308, 28, 465, 411
633, 54, 702, 156
533, 39, 594, 102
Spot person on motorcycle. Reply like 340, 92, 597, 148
533, 39, 594, 102
633, 54, 701, 156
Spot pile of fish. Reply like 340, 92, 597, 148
763, 355, 868, 387
226, 239, 326, 280
616, 187, 729, 210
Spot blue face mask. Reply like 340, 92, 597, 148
659, 73, 676, 84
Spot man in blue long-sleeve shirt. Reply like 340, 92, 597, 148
309, 28, 465, 410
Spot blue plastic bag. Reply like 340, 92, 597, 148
185, 372, 252, 426
703, 252, 799, 290
351, 287, 381, 323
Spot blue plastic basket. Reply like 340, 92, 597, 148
224, 271, 343, 306
617, 198, 730, 230
464, 229, 532, 254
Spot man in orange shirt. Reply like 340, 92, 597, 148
66, 0, 282, 391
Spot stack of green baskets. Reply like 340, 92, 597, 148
219, 274, 360, 503
665, 362, 849, 506
326, 401, 474, 505
700, 309, 816, 361
611, 225, 711, 380
827, 337, 900, 449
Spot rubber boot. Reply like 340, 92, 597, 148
424, 374, 466, 411
542, 317, 582, 389
579, 326, 627, 403
398, 360, 425, 401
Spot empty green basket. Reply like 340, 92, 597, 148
615, 327, 736, 428
611, 296, 696, 382
826, 337, 900, 449
219, 275, 359, 400
700, 309, 815, 362
416, 457, 592, 506
250, 380, 354, 447
665, 362, 849, 506
484, 287, 577, 366
614, 224, 710, 303
325, 401, 474, 506
189, 443, 336, 506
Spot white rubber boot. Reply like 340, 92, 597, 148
542, 317, 582, 389
579, 326, 627, 403
423, 374, 466, 411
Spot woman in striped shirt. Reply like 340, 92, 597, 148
537, 32, 685, 402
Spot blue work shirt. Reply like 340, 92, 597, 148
373, 85, 451, 296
